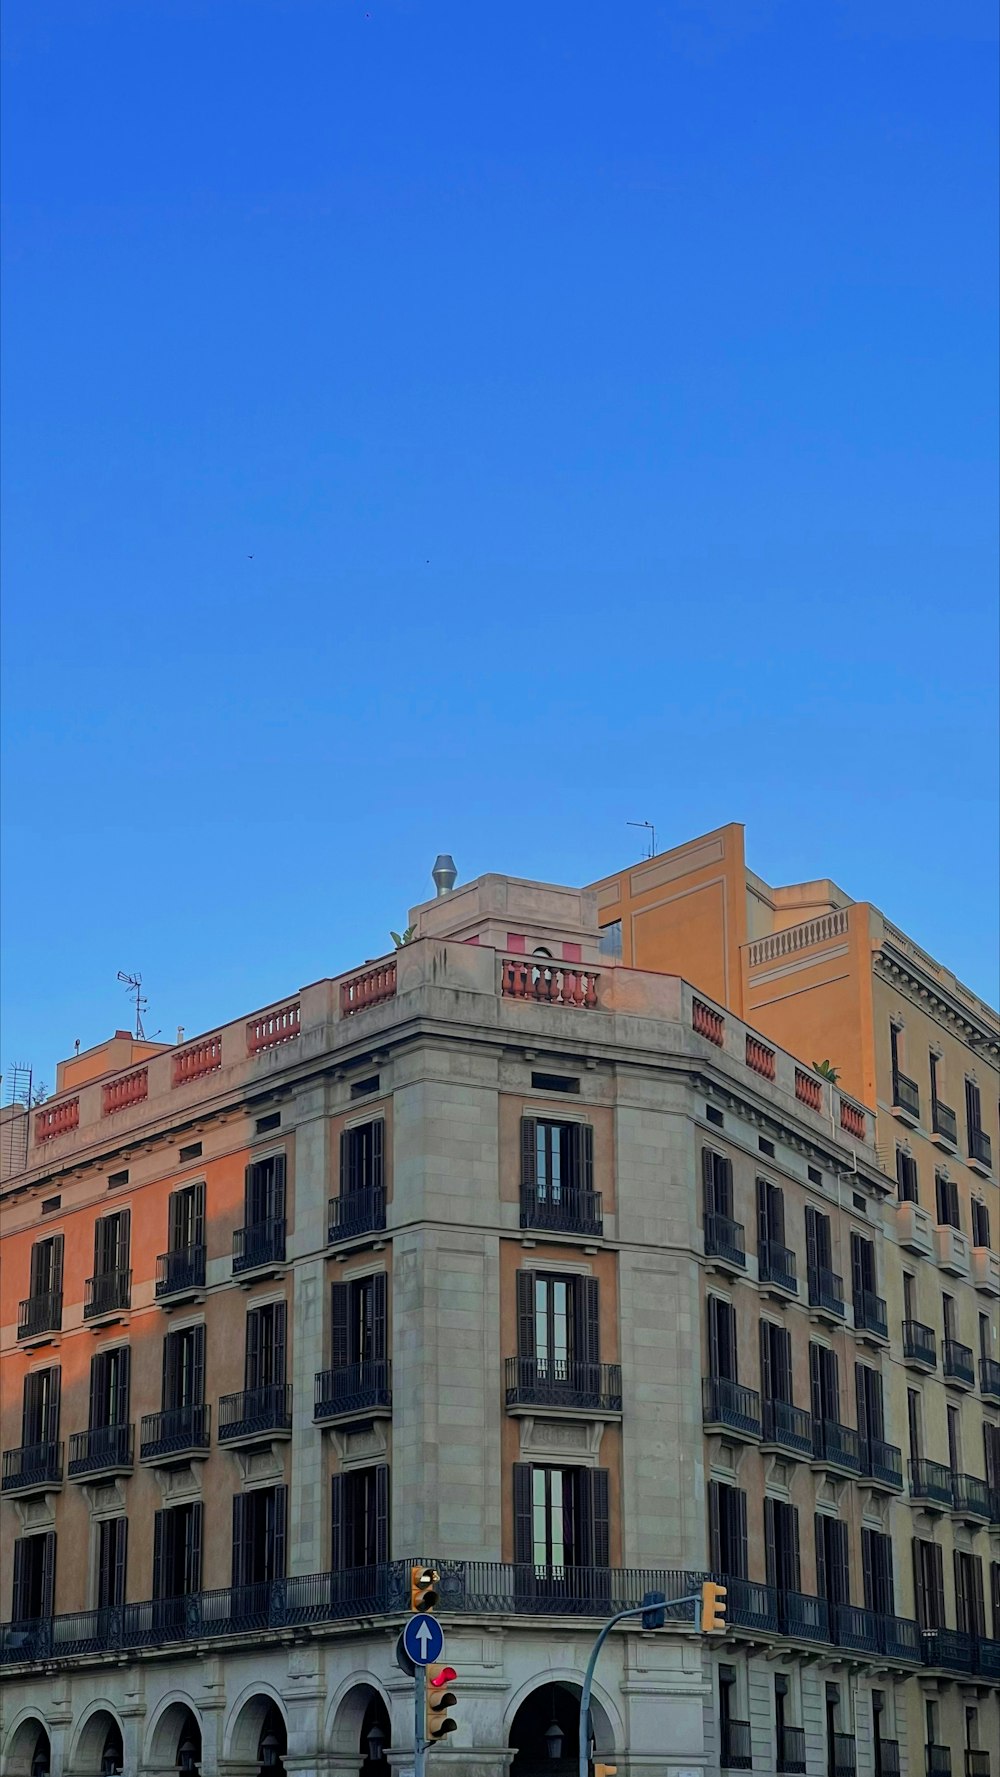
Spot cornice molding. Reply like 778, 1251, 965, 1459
874, 952, 1000, 1063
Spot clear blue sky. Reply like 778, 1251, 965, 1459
2, 0, 997, 1089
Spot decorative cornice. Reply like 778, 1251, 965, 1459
874, 951, 1000, 1062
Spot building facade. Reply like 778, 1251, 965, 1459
1, 866, 997, 1777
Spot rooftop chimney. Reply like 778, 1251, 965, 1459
432, 853, 457, 897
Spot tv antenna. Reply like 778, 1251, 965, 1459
117, 971, 148, 1040
627, 819, 656, 860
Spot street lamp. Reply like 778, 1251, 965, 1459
367, 1722, 387, 1763
545, 1717, 564, 1761
178, 1737, 199, 1773
260, 1732, 282, 1769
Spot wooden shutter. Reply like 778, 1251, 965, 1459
708, 1482, 722, 1571
815, 1516, 828, 1601
516, 1272, 536, 1361
850, 1234, 864, 1298
912, 1540, 927, 1628
990, 1561, 1000, 1640
89, 1352, 103, 1430
861, 1529, 874, 1611
244, 1162, 258, 1223
113, 1346, 131, 1425
152, 1511, 167, 1600
521, 1119, 537, 1190
40, 1531, 56, 1618
702, 1149, 716, 1216
50, 1234, 64, 1299
44, 1367, 61, 1444
168, 1190, 184, 1252
116, 1209, 131, 1272
720, 1300, 737, 1380
790, 1506, 802, 1592
190, 1323, 206, 1406
764, 1497, 776, 1588
584, 1468, 610, 1568
929, 1543, 945, 1626
374, 1464, 390, 1565
756, 1178, 769, 1248
708, 1297, 721, 1378
331, 1474, 346, 1571
805, 1206, 819, 1279
246, 1308, 262, 1390
371, 1272, 388, 1363
232, 1494, 249, 1587
579, 1125, 595, 1196
185, 1501, 204, 1595
273, 1299, 287, 1387
760, 1323, 773, 1405
832, 1521, 849, 1603
970, 1555, 985, 1637
340, 1130, 356, 1197
162, 1331, 174, 1411
29, 1241, 45, 1297
513, 1464, 534, 1564
371, 1121, 384, 1194
733, 1489, 748, 1579
331, 1283, 351, 1369
11, 1540, 29, 1620
576, 1276, 600, 1366
985, 1423, 1000, 1491
21, 1371, 41, 1446
269, 1485, 287, 1581
192, 1181, 205, 1249
112, 1518, 127, 1608
954, 1551, 969, 1634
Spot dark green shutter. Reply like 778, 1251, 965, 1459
186, 1501, 203, 1595
246, 1308, 262, 1390
40, 1531, 56, 1618
375, 1464, 390, 1564
372, 1272, 388, 1363
273, 1299, 287, 1387
708, 1481, 721, 1571
521, 1119, 537, 1190
576, 1276, 600, 1367
516, 1272, 536, 1361
371, 1121, 384, 1194
513, 1464, 533, 1564
152, 1510, 167, 1600
331, 1475, 346, 1571
270, 1486, 287, 1581
331, 1284, 351, 1369
232, 1495, 249, 1588
586, 1468, 610, 1569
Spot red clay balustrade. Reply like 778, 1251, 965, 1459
340, 961, 398, 1016
795, 1069, 823, 1112
247, 1002, 301, 1054
692, 998, 725, 1046
840, 1098, 866, 1140
101, 1068, 149, 1116
172, 1035, 223, 1086
746, 1035, 776, 1081
501, 958, 599, 1008
35, 1099, 80, 1143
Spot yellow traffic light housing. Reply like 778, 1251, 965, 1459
410, 1565, 440, 1612
425, 1663, 458, 1741
594, 1765, 618, 1777
700, 1580, 728, 1633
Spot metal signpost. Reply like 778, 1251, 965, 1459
578, 1584, 724, 1777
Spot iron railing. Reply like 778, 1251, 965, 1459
703, 1376, 761, 1438
314, 1361, 392, 1421
863, 1437, 903, 1490
83, 1269, 131, 1319
703, 1212, 747, 1269
721, 1721, 752, 1770
520, 1185, 603, 1238
920, 1628, 976, 1674
155, 1244, 206, 1298
807, 1265, 845, 1317
969, 1127, 992, 1169
758, 1240, 797, 1293
16, 1291, 62, 1340
877, 1740, 901, 1777
1, 1440, 63, 1493
761, 1399, 813, 1457
832, 1603, 881, 1654
980, 1357, 1000, 1401
909, 1457, 953, 1508
812, 1418, 862, 1474
902, 1320, 936, 1367
832, 1733, 857, 1777
328, 1186, 387, 1243
139, 1404, 211, 1462
951, 1473, 992, 1519
232, 1217, 285, 1274
892, 1071, 920, 1119
778, 1726, 806, 1775
943, 1339, 975, 1386
926, 1747, 952, 1777
67, 1423, 133, 1478
931, 1100, 957, 1144
724, 1577, 778, 1634
853, 1287, 888, 1340
505, 1357, 623, 1413
781, 1590, 830, 1641
217, 1384, 292, 1443
965, 1755, 990, 1777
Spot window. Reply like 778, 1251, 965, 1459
760, 1320, 793, 1404
929, 1051, 942, 1108
935, 1172, 960, 1230
28, 1233, 63, 1302
708, 1296, 739, 1381
954, 1551, 985, 1637
167, 1182, 205, 1254
516, 1270, 599, 1376
89, 1346, 130, 1429
708, 1481, 748, 1578
531, 1071, 580, 1094
985, 1422, 1000, 1494
972, 1200, 990, 1248
96, 1518, 127, 1610
179, 1141, 202, 1162
107, 1169, 129, 1189
341, 1121, 384, 1196
11, 1533, 55, 1622
244, 1153, 286, 1224
861, 1529, 895, 1615
764, 1497, 801, 1592
255, 1111, 281, 1134
21, 1366, 61, 1449
906, 1388, 923, 1460
93, 1209, 130, 1276
757, 1178, 785, 1246
991, 1561, 1000, 1640
810, 1343, 840, 1423
246, 1301, 286, 1390
153, 1501, 203, 1599
514, 1463, 609, 1569
947, 1405, 962, 1472
966, 1078, 984, 1149
598, 919, 622, 960
523, 1118, 594, 1204
350, 1074, 380, 1100
332, 1464, 390, 1569
912, 1538, 945, 1628
719, 1666, 748, 1770
850, 1233, 877, 1298
980, 1313, 993, 1365
232, 1486, 287, 1588
162, 1324, 206, 1410
943, 1293, 957, 1342
331, 1274, 388, 1368
805, 1206, 835, 1281
903, 1272, 917, 1322
815, 1516, 850, 1606
703, 1149, 735, 1220
855, 1364, 886, 1448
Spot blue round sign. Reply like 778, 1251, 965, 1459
402, 1612, 444, 1665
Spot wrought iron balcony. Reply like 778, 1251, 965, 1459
778, 1589, 830, 1643
832, 1732, 857, 1777
966, 1753, 991, 1777
942, 1338, 975, 1387
139, 1404, 211, 1463
16, 1291, 62, 1341
232, 1216, 285, 1275
975, 1636, 1000, 1679
155, 1244, 206, 1299
724, 1577, 778, 1633
702, 1375, 761, 1439
833, 1603, 882, 1654
902, 1320, 936, 1369
505, 1357, 622, 1414
892, 1071, 920, 1120
909, 1456, 953, 1508
951, 1472, 992, 1521
811, 1417, 862, 1475
807, 1264, 845, 1319
83, 1269, 131, 1320
863, 1436, 903, 1491
703, 1212, 747, 1269
328, 1185, 388, 1245
721, 1721, 752, 1771
778, 1726, 806, 1775
761, 1398, 813, 1457
519, 1185, 603, 1239
67, 1423, 134, 1479
853, 1287, 888, 1340
980, 1357, 1000, 1402
880, 1615, 921, 1663
314, 1360, 392, 1423
1, 1441, 63, 1495
217, 1383, 292, 1445
876, 1740, 901, 1777
926, 1747, 952, 1777
969, 1127, 992, 1170
920, 1628, 976, 1674
758, 1239, 797, 1293
931, 1099, 957, 1145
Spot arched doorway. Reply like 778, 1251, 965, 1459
256, 1702, 287, 1776
74, 1710, 125, 1777
227, 1694, 288, 1777
510, 1684, 580, 1777
147, 1702, 202, 1774
30, 1731, 52, 1777
359, 1693, 392, 1777
2, 1719, 51, 1777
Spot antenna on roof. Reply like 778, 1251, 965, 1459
117, 971, 148, 1040
627, 819, 656, 860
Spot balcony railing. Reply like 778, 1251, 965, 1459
980, 1357, 1000, 1401
340, 962, 397, 1017
832, 1733, 857, 1777
721, 1721, 752, 1771
863, 1437, 903, 1491
942, 1338, 975, 1386
931, 1099, 957, 1144
909, 1457, 953, 1508
920, 1628, 976, 1674
692, 997, 725, 1045
926, 1747, 952, 1777
853, 1287, 888, 1340
725, 1576, 778, 1633
232, 1217, 285, 1275
67, 1423, 134, 1478
876, 1742, 901, 1777
704, 1212, 747, 1269
892, 1071, 920, 1119
951, 1472, 992, 1520
139, 1404, 211, 1462
746, 1034, 776, 1080
812, 1418, 862, 1474
217, 1384, 292, 1444
778, 1726, 806, 1775
506, 1356, 622, 1412
501, 958, 600, 1008
314, 1361, 392, 1422
758, 1240, 797, 1293
703, 1376, 761, 1438
1, 1441, 63, 1494
761, 1398, 813, 1457
795, 1069, 823, 1112
833, 1603, 882, 1654
966, 1754, 991, 1777
155, 1244, 206, 1298
902, 1320, 936, 1368
807, 1265, 845, 1318
83, 1269, 131, 1319
17, 1291, 62, 1341
520, 1185, 603, 1239
328, 1186, 388, 1244
780, 1589, 830, 1642
969, 1127, 992, 1169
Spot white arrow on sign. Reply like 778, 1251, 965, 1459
415, 1618, 435, 1658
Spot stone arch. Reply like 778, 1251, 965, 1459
144, 1696, 203, 1770
70, 1702, 125, 1774
506, 1676, 619, 1777
325, 1675, 392, 1755
1, 1714, 51, 1777
224, 1687, 288, 1765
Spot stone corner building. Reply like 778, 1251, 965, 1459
1, 860, 997, 1777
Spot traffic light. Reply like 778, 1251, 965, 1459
641, 1590, 666, 1630
594, 1765, 618, 1777
411, 1565, 440, 1612
425, 1664, 458, 1741
700, 1580, 728, 1633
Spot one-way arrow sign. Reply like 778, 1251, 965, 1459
402, 1612, 444, 1665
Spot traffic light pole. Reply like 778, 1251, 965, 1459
414, 1662, 427, 1777
577, 1596, 701, 1777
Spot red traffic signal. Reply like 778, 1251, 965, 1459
426, 1663, 458, 1740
